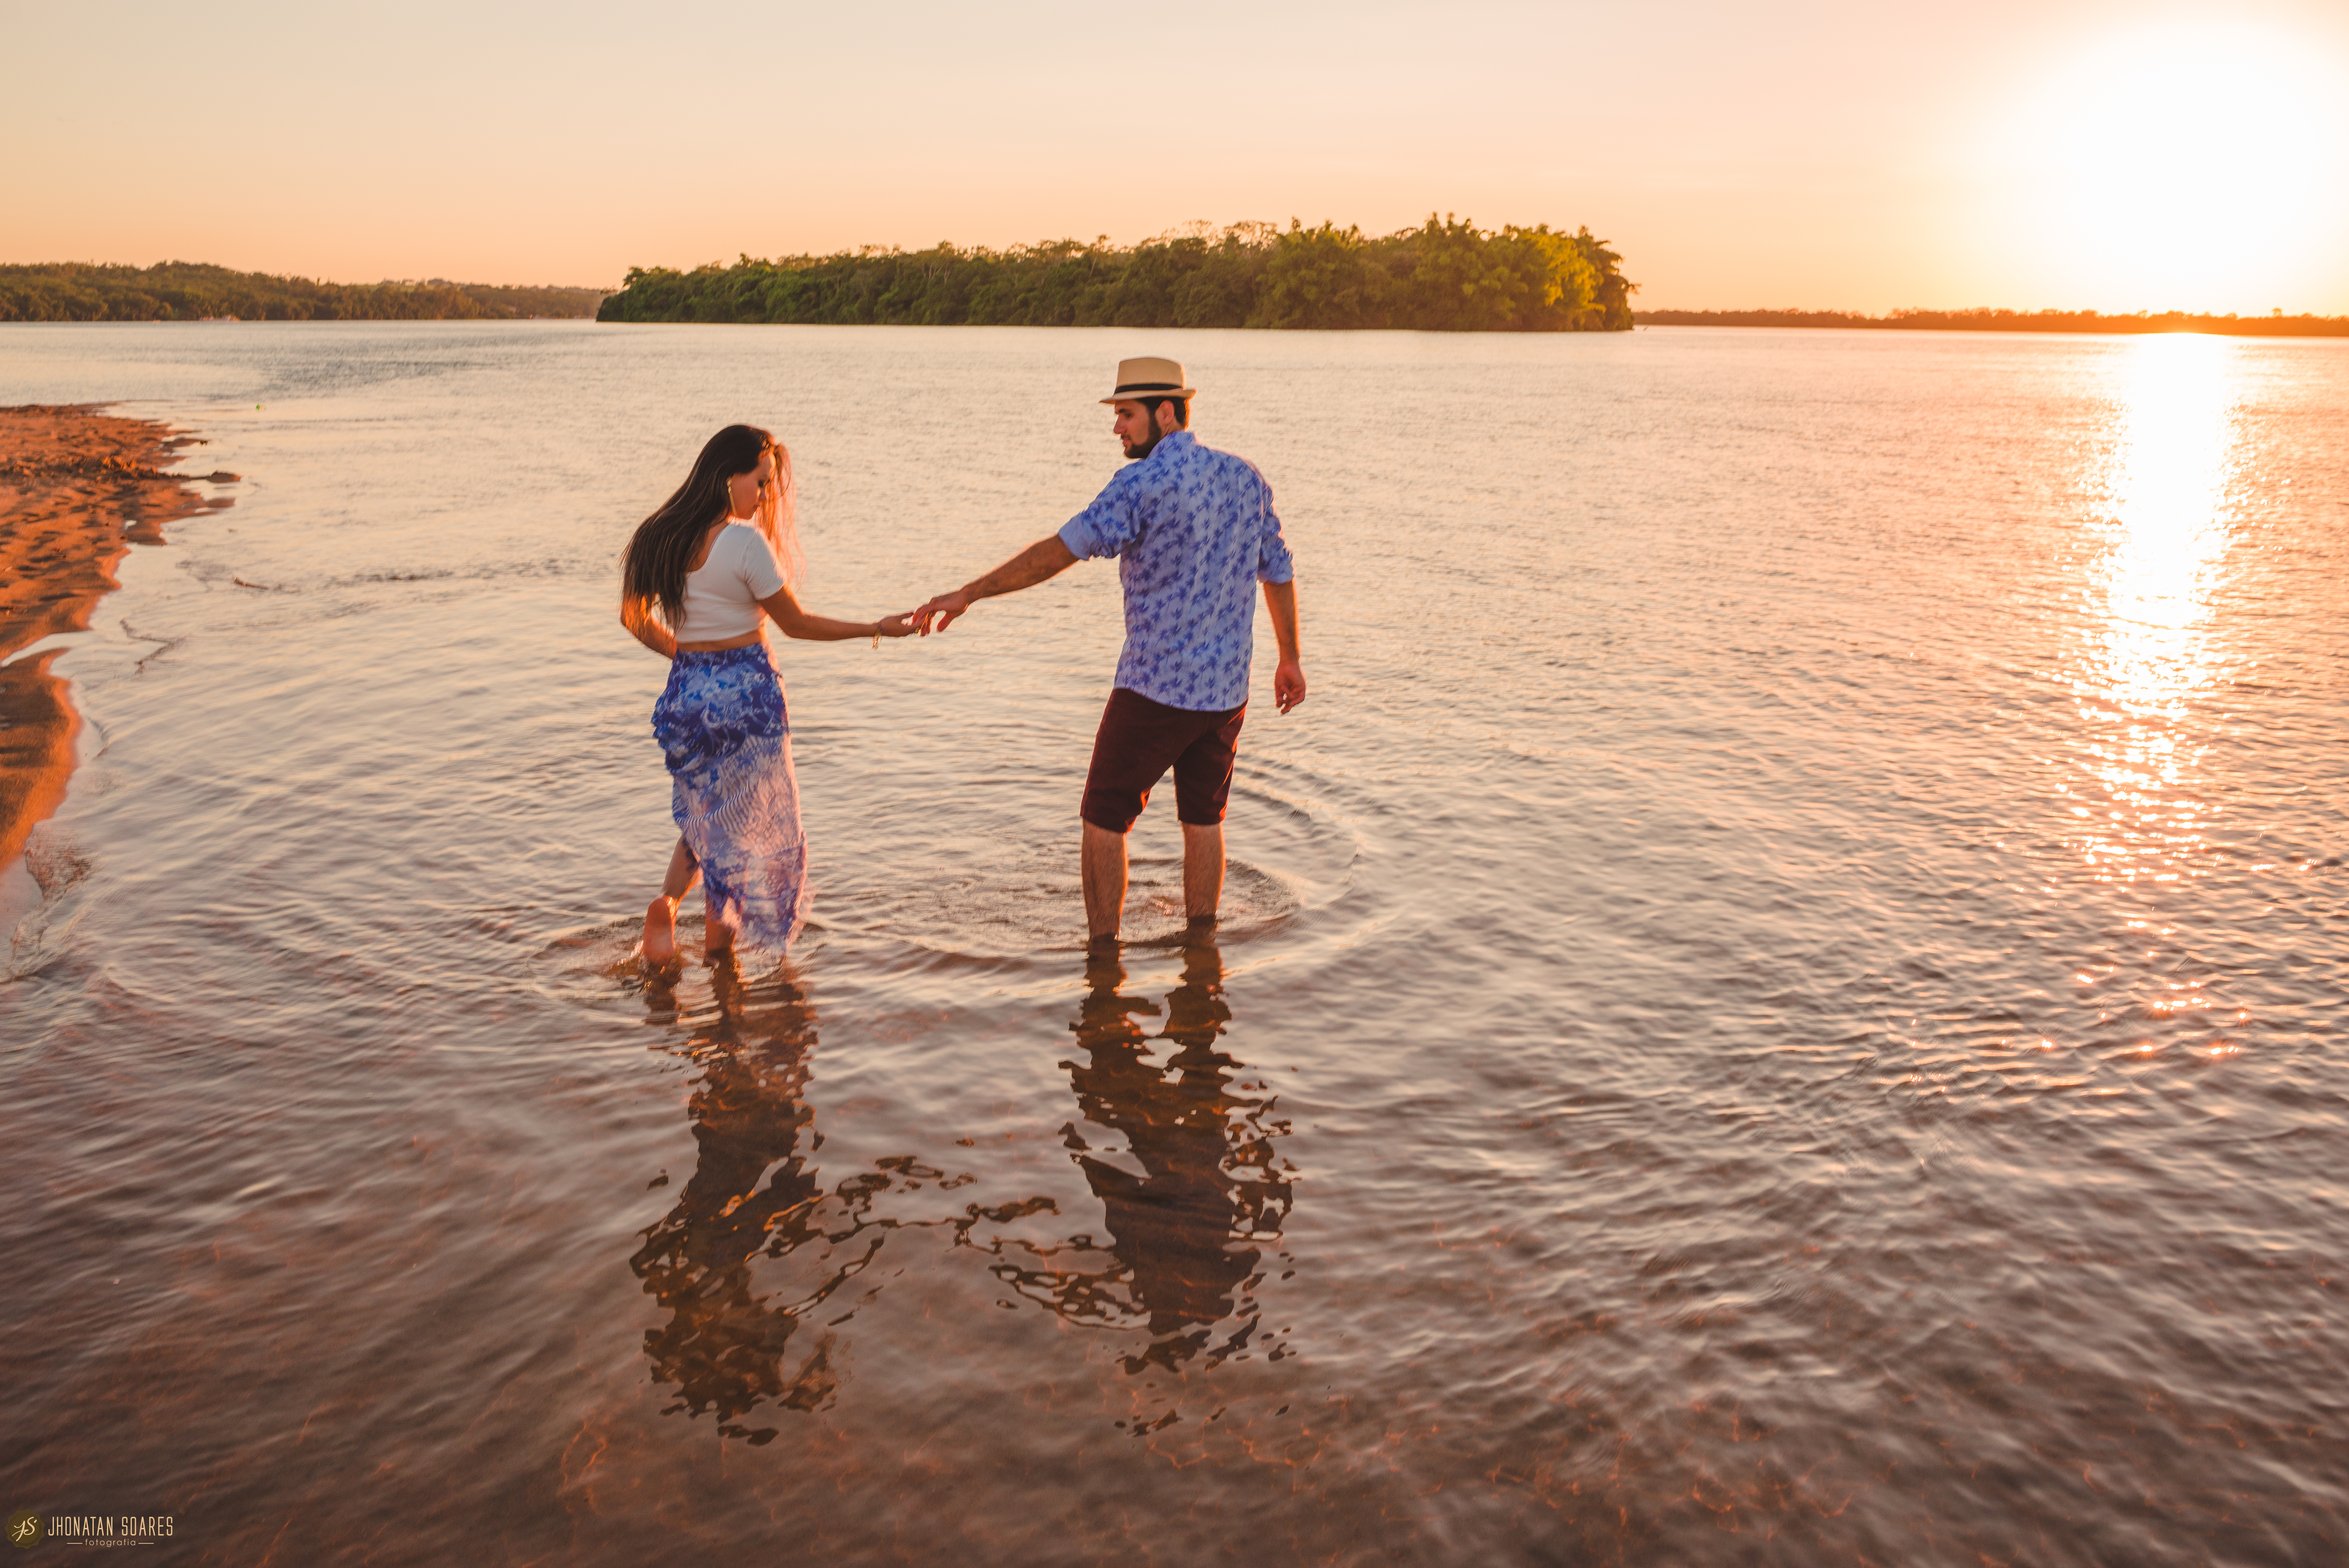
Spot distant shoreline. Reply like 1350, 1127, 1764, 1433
0, 405, 237, 868
10, 264, 2341, 337
1, 263, 608, 323
1636, 308, 2349, 338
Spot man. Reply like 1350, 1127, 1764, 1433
912, 356, 1305, 947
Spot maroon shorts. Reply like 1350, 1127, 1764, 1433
1080, 688, 1247, 834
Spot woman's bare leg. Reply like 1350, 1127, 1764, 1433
661, 838, 699, 899
703, 882, 736, 960
643, 838, 699, 965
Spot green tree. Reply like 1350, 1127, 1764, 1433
1251, 221, 1388, 329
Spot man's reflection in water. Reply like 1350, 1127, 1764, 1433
628, 961, 893, 1445
999, 935, 1294, 1373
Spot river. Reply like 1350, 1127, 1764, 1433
2, 321, 2344, 1564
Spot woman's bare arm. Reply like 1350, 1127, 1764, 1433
757, 584, 916, 642
620, 597, 678, 658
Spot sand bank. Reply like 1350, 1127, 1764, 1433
0, 404, 235, 869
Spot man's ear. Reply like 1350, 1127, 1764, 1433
1155, 401, 1179, 434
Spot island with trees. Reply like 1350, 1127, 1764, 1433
595, 218, 1637, 331
0, 263, 608, 323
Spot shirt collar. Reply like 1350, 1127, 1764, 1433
1145, 429, 1196, 463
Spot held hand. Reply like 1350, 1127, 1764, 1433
875, 612, 918, 640
913, 590, 972, 635
1273, 660, 1307, 714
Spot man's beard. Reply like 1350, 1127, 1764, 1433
1121, 427, 1163, 461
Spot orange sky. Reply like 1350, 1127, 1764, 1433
4, 0, 2345, 313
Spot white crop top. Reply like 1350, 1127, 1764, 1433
673, 524, 786, 641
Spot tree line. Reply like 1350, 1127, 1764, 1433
0, 262, 609, 323
596, 218, 1636, 332
1637, 306, 2349, 337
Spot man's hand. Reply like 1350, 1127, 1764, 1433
912, 589, 972, 635
1262, 580, 1304, 711
1274, 659, 1307, 714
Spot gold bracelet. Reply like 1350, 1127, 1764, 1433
870, 623, 880, 649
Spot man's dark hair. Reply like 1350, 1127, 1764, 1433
1139, 395, 1189, 430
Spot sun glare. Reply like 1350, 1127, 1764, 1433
2068, 333, 2242, 882
1982, 24, 2349, 307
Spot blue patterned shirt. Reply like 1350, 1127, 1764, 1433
1057, 431, 1296, 712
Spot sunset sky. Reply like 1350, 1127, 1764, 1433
5, 0, 2346, 313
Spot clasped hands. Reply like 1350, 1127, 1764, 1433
906, 589, 972, 636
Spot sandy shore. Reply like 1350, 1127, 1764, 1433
0, 404, 235, 870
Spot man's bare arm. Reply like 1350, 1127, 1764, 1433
1264, 579, 1306, 713
913, 535, 1078, 634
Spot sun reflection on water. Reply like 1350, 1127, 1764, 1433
2069, 333, 2241, 882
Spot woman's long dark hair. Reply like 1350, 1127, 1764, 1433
621, 424, 801, 630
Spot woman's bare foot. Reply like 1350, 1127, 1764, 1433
642, 896, 680, 966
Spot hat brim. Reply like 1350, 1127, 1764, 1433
1100, 386, 1197, 404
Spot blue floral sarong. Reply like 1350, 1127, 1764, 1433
651, 643, 810, 950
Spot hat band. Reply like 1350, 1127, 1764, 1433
1112, 381, 1185, 394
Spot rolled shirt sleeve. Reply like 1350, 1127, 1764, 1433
1255, 480, 1296, 584
1058, 470, 1145, 561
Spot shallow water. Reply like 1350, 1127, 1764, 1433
2, 321, 2345, 1565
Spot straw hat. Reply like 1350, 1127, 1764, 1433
1100, 356, 1197, 404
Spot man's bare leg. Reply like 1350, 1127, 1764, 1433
1182, 821, 1224, 928
643, 838, 699, 966
1082, 821, 1128, 947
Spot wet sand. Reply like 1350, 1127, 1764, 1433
0, 404, 234, 868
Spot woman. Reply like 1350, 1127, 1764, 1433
621, 423, 913, 964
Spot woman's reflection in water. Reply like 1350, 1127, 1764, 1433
628, 960, 895, 1446
999, 935, 1294, 1374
